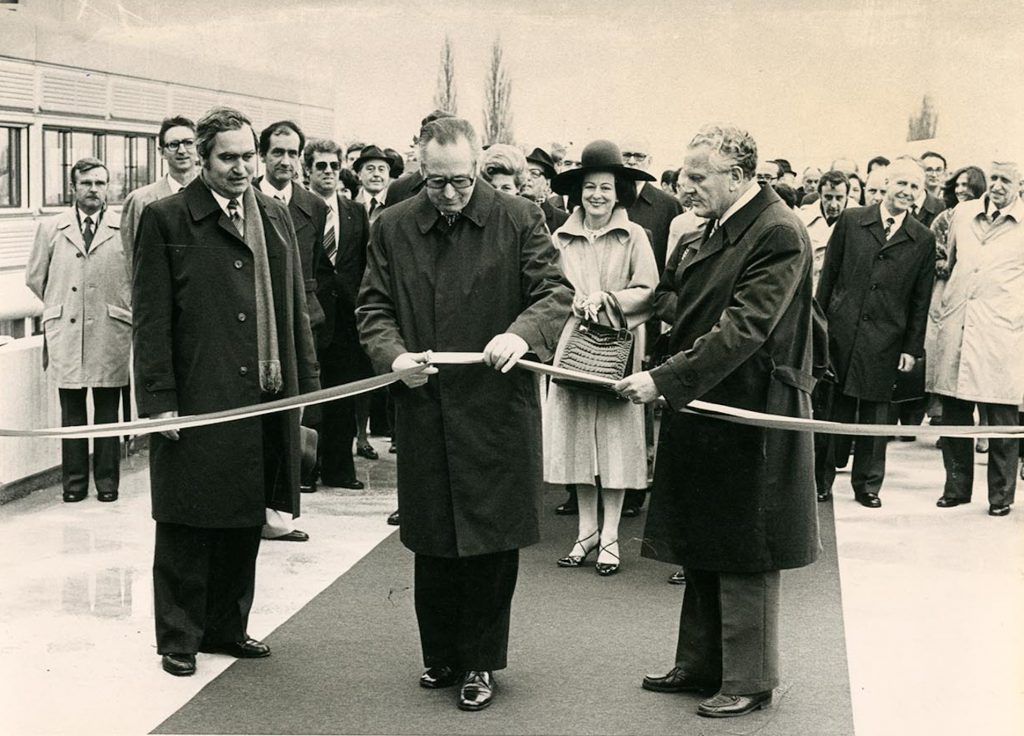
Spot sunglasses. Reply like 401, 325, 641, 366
313, 161, 342, 172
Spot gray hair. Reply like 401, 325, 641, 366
688, 124, 758, 179
480, 144, 527, 188
418, 117, 480, 166
196, 106, 253, 160
889, 155, 926, 179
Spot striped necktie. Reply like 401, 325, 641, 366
323, 220, 338, 265
227, 198, 243, 238
884, 217, 895, 239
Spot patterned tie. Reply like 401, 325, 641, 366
323, 221, 337, 265
991, 209, 1001, 224
884, 216, 895, 239
82, 217, 95, 251
441, 212, 459, 229
227, 198, 243, 238
910, 204, 919, 218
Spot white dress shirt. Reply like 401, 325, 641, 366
258, 178, 292, 205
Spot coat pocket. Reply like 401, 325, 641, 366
42, 304, 63, 323
107, 304, 133, 325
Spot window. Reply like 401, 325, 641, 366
44, 127, 158, 206
0, 125, 24, 208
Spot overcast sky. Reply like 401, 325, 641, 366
57, 0, 1024, 172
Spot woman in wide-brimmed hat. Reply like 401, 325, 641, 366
543, 139, 659, 576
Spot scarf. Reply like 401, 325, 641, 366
241, 185, 283, 394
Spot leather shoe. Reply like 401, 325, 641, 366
697, 691, 773, 718
97, 490, 118, 502
554, 501, 578, 516
989, 504, 1011, 517
356, 443, 379, 460
200, 637, 270, 658
419, 665, 461, 689
161, 653, 196, 676
854, 491, 881, 508
323, 478, 364, 490
621, 505, 640, 518
457, 670, 495, 711
817, 489, 832, 502
269, 529, 309, 542
668, 570, 687, 585
386, 510, 400, 526
641, 667, 717, 694
936, 497, 970, 508
300, 481, 318, 493
63, 491, 87, 503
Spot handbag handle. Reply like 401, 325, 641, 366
603, 292, 629, 330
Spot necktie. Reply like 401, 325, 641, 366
369, 197, 379, 218
910, 204, 919, 218
991, 209, 1001, 224
323, 221, 337, 266
884, 216, 895, 239
82, 217, 95, 251
702, 219, 719, 243
227, 198, 243, 238
441, 212, 459, 229
274, 194, 285, 203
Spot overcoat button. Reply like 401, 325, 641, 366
237, 312, 246, 322
239, 366, 248, 376
70, 318, 76, 324
234, 260, 243, 269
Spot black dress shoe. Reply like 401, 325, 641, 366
323, 478, 365, 490
300, 481, 318, 493
97, 490, 118, 502
554, 500, 578, 515
989, 504, 1011, 517
817, 489, 832, 502
697, 691, 773, 718
620, 505, 640, 518
356, 443, 379, 460
668, 570, 687, 585
386, 510, 400, 526
419, 665, 461, 689
161, 653, 196, 676
854, 491, 881, 508
936, 497, 970, 508
641, 667, 717, 694
63, 491, 87, 503
457, 671, 495, 711
200, 637, 271, 658
269, 529, 309, 542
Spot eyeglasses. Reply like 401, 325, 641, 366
423, 175, 475, 190
756, 173, 777, 183
924, 166, 945, 174
622, 152, 648, 161
163, 139, 196, 152
313, 160, 342, 172
527, 167, 547, 179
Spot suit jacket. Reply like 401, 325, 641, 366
540, 198, 569, 233
253, 177, 332, 330
317, 192, 371, 353
644, 184, 819, 572
912, 192, 944, 228
385, 171, 424, 207
120, 176, 179, 270
133, 178, 319, 526
26, 208, 131, 387
815, 204, 936, 401
626, 182, 684, 273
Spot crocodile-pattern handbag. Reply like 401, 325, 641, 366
553, 292, 633, 398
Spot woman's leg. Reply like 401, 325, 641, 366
559, 484, 599, 563
597, 488, 624, 567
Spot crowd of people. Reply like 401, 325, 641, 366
22, 104, 1023, 719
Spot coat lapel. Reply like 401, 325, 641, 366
56, 211, 87, 255
857, 204, 887, 247
89, 217, 120, 252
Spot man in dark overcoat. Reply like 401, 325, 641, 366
356, 117, 572, 712
133, 107, 320, 677
815, 156, 935, 507
615, 125, 819, 719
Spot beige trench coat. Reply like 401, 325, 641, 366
25, 209, 132, 388
542, 208, 657, 490
928, 197, 1024, 405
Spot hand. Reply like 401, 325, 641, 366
483, 333, 529, 374
613, 371, 660, 404
392, 352, 438, 388
897, 353, 917, 373
152, 410, 180, 441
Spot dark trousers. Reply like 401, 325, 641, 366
58, 386, 123, 496
414, 549, 519, 671
940, 397, 1018, 506
153, 522, 262, 654
318, 348, 357, 484
816, 392, 891, 495
675, 568, 780, 695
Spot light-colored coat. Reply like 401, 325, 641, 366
25, 208, 131, 388
928, 196, 1024, 404
119, 175, 177, 269
543, 208, 657, 489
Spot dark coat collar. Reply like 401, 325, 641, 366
414, 179, 495, 234
682, 184, 780, 274
854, 202, 925, 249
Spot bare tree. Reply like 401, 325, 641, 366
907, 94, 938, 141
432, 35, 458, 115
482, 37, 514, 145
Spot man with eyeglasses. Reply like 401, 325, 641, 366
120, 116, 198, 267
755, 160, 781, 186
920, 150, 947, 201
357, 116, 572, 712
520, 147, 568, 233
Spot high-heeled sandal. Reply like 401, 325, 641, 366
595, 540, 620, 576
557, 531, 599, 568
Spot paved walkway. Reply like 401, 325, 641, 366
0, 437, 1021, 735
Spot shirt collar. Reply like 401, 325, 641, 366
879, 202, 906, 230
76, 206, 100, 226
913, 190, 927, 209
981, 194, 1024, 222
718, 180, 761, 227
208, 185, 242, 220
258, 177, 292, 204
165, 174, 186, 194
558, 206, 632, 239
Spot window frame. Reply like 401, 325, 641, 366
0, 123, 29, 211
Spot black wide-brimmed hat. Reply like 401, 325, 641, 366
551, 139, 655, 195
525, 147, 557, 180
353, 144, 390, 173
